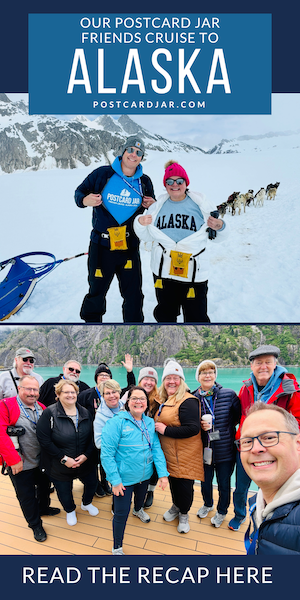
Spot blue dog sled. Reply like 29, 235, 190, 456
0, 251, 87, 321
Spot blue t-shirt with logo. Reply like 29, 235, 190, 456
101, 156, 143, 224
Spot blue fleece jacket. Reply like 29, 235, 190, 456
101, 410, 169, 487
94, 397, 125, 449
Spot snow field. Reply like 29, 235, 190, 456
1, 139, 299, 323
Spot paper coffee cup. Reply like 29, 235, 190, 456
201, 414, 212, 428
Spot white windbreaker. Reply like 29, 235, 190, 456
134, 191, 228, 283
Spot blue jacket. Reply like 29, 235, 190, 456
93, 397, 125, 449
75, 158, 155, 249
248, 494, 300, 555
192, 383, 241, 463
101, 410, 169, 487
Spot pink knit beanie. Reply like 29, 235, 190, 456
163, 162, 190, 187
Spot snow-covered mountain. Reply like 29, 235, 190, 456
0, 94, 204, 174
209, 130, 300, 154
1, 94, 300, 173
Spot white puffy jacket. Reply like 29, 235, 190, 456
134, 191, 228, 283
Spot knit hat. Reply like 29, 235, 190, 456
163, 162, 190, 187
138, 367, 158, 384
15, 347, 35, 359
120, 136, 145, 156
249, 345, 280, 361
94, 363, 112, 382
195, 360, 218, 383
162, 358, 185, 381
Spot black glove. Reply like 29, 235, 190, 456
206, 210, 220, 240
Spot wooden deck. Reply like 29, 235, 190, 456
0, 476, 252, 556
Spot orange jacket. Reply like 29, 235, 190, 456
155, 392, 204, 481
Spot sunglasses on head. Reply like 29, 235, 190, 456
126, 147, 143, 157
22, 357, 34, 363
165, 178, 185, 185
68, 367, 81, 374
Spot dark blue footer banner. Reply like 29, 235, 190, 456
0, 555, 295, 600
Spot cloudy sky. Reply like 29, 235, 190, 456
130, 94, 300, 149
6, 93, 300, 150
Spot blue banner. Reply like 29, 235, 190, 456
0, 554, 298, 600
28, 13, 271, 115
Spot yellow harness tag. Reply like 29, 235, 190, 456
169, 250, 192, 278
187, 287, 195, 298
154, 278, 163, 289
107, 226, 128, 251
124, 260, 132, 269
95, 269, 103, 278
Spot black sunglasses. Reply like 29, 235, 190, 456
126, 147, 143, 157
165, 178, 185, 185
22, 357, 34, 363
68, 367, 81, 374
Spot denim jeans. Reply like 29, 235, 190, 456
232, 451, 251, 519
201, 459, 235, 515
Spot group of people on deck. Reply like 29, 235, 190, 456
1, 343, 300, 555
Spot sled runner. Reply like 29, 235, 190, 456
0, 251, 87, 321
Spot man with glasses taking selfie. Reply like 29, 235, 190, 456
0, 375, 60, 542
237, 402, 300, 554
228, 344, 300, 532
0, 347, 44, 399
75, 135, 155, 323
39, 360, 89, 407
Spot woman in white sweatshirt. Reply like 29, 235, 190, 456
134, 160, 227, 322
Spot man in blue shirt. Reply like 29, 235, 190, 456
75, 136, 155, 322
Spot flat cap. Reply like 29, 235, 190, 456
249, 345, 280, 361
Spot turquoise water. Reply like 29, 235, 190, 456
35, 365, 300, 395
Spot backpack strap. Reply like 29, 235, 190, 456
9, 370, 19, 394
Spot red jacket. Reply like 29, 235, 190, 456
0, 396, 45, 466
236, 373, 300, 439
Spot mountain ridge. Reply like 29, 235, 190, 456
0, 95, 204, 173
0, 325, 299, 368
2, 94, 299, 173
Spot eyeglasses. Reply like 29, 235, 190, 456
104, 391, 119, 397
19, 386, 39, 393
67, 367, 81, 375
126, 147, 143, 157
200, 370, 215, 376
22, 357, 34, 363
165, 178, 185, 186
130, 397, 147, 403
235, 431, 297, 452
